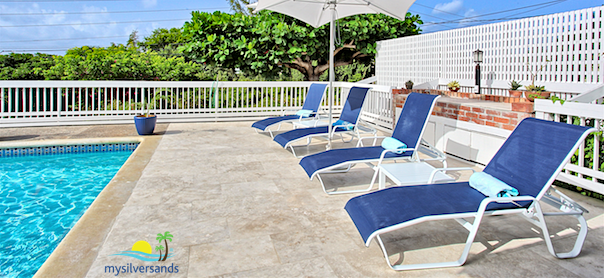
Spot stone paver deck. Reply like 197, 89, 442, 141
2, 122, 603, 277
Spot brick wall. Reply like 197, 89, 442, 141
394, 90, 534, 131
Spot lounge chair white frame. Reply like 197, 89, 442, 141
253, 83, 328, 138
306, 93, 445, 195
365, 127, 595, 270
284, 120, 378, 158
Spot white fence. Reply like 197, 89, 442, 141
1, 79, 600, 194
376, 6, 604, 98
0, 81, 393, 129
535, 99, 604, 195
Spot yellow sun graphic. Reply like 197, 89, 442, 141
131, 240, 152, 254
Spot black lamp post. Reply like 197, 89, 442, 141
473, 49, 483, 94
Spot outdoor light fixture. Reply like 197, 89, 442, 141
473, 49, 483, 94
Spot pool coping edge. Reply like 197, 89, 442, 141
31, 135, 162, 278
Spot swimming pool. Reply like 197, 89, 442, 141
0, 146, 136, 277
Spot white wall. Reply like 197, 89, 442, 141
396, 108, 511, 165
377, 6, 604, 94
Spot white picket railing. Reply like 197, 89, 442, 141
0, 81, 393, 129
535, 99, 604, 195
2, 79, 601, 194
376, 6, 604, 97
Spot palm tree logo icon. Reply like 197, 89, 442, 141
154, 245, 165, 261
110, 231, 175, 261
156, 231, 173, 261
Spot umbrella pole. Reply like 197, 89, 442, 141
327, 4, 335, 150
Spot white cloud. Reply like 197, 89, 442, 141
433, 0, 463, 15
0, 3, 125, 53
459, 8, 479, 26
141, 0, 158, 8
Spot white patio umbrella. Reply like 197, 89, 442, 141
253, 0, 416, 149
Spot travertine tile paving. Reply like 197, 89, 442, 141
86, 122, 603, 277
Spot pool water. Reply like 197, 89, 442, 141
0, 150, 134, 278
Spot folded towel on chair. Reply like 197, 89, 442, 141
296, 109, 314, 117
333, 119, 354, 130
381, 137, 407, 152
469, 172, 519, 198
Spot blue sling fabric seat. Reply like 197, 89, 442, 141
273, 86, 371, 156
299, 93, 441, 194
252, 83, 327, 138
345, 118, 594, 271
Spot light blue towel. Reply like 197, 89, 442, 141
469, 172, 519, 198
381, 137, 407, 151
295, 109, 314, 117
333, 119, 354, 131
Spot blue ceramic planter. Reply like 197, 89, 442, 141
134, 115, 157, 135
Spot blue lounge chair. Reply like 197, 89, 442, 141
345, 118, 594, 271
252, 83, 328, 138
273, 86, 372, 157
299, 93, 442, 194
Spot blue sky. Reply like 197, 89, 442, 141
0, 0, 602, 54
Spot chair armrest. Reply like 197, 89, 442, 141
357, 136, 387, 147
479, 196, 537, 213
294, 113, 318, 121
376, 148, 416, 167
542, 188, 589, 213
282, 108, 299, 116
428, 167, 476, 183
330, 124, 355, 136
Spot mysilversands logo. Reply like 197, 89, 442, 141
104, 231, 180, 276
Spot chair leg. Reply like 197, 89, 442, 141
374, 215, 485, 271
317, 173, 375, 195
529, 201, 588, 259
369, 166, 381, 190
285, 137, 314, 158
289, 145, 302, 158
340, 132, 354, 143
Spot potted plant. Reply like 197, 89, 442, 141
405, 80, 414, 90
447, 81, 460, 92
524, 84, 551, 102
134, 101, 157, 135
524, 61, 551, 101
508, 80, 523, 98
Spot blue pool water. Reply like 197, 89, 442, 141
0, 150, 134, 277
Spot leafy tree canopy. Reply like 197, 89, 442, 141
139, 27, 189, 55
44, 45, 207, 81
181, 10, 422, 81
0, 53, 55, 80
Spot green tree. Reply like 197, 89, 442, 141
44, 45, 205, 81
0, 53, 56, 80
139, 28, 188, 57
154, 245, 164, 261
128, 30, 139, 48
226, 0, 254, 15
181, 11, 422, 81
156, 231, 173, 261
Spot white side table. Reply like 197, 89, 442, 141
378, 162, 455, 189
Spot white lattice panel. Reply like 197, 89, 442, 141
377, 6, 604, 91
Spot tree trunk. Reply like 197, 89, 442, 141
306, 72, 321, 81
285, 57, 355, 81
162, 240, 169, 261
158, 250, 162, 261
